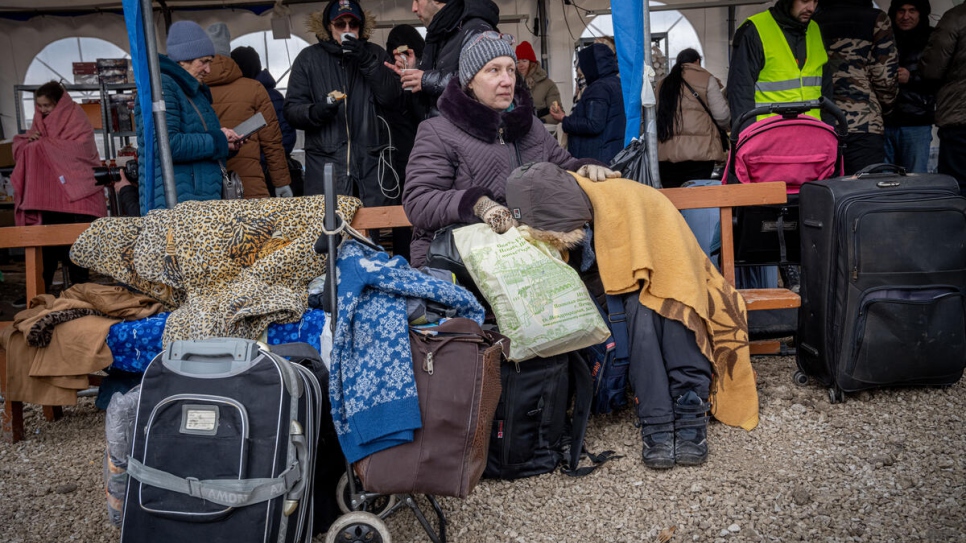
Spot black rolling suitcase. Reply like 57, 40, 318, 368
121, 338, 322, 543
796, 166, 966, 402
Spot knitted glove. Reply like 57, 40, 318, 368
576, 164, 620, 182
473, 196, 518, 234
275, 185, 294, 198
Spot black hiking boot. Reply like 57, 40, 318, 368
641, 424, 675, 470
674, 390, 710, 466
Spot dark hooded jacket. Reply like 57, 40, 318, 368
403, 77, 599, 267
562, 44, 625, 164
920, 3, 966, 128
256, 70, 297, 154
727, 0, 834, 134
283, 0, 402, 204
885, 0, 935, 127
812, 0, 899, 135
417, 0, 500, 119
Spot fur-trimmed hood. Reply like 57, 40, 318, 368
307, 0, 377, 42
437, 75, 536, 144
524, 225, 587, 251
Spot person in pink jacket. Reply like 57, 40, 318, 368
12, 81, 106, 295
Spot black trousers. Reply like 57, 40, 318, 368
939, 125, 966, 195
842, 133, 885, 175
623, 294, 713, 430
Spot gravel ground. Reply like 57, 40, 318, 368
1, 354, 964, 543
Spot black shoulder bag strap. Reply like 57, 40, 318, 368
561, 350, 622, 477
681, 78, 730, 153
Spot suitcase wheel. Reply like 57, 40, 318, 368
792, 371, 809, 387
827, 387, 845, 405
324, 511, 392, 543
336, 473, 397, 516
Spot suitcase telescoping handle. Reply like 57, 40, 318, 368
162, 338, 261, 377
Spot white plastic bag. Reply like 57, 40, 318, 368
454, 224, 609, 361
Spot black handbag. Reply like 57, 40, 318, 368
425, 224, 485, 303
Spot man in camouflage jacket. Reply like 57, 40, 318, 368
920, 2, 966, 193
813, 0, 899, 175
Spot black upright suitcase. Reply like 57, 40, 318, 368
121, 338, 322, 543
796, 167, 966, 402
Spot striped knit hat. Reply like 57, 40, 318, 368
458, 31, 516, 88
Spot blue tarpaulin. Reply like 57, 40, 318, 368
612, 0, 644, 145
122, 0, 155, 212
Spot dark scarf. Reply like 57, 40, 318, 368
770, 0, 808, 34
425, 0, 465, 43
437, 76, 535, 144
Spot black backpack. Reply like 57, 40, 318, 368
483, 351, 617, 480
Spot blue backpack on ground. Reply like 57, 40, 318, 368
583, 295, 631, 415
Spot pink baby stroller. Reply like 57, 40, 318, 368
723, 98, 848, 343
723, 98, 847, 268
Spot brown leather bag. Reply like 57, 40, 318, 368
353, 318, 507, 498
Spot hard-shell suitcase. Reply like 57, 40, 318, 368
121, 338, 322, 543
796, 167, 966, 402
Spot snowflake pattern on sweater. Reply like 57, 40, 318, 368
330, 241, 484, 463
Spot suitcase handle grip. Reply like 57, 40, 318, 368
162, 339, 260, 377
854, 163, 907, 177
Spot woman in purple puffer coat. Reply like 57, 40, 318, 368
403, 32, 617, 267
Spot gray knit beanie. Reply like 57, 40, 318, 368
206, 23, 231, 57
458, 31, 517, 88
166, 21, 216, 62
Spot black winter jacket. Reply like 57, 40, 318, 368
417, 0, 499, 119
283, 9, 401, 205
887, 24, 937, 126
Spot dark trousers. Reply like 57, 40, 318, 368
938, 125, 966, 195
40, 211, 96, 291
658, 160, 716, 188
842, 133, 886, 175
623, 294, 713, 429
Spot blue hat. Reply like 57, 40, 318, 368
167, 21, 215, 62
328, 0, 363, 23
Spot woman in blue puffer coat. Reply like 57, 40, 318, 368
135, 21, 241, 214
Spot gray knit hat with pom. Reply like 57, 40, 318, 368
458, 31, 516, 88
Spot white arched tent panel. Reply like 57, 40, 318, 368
0, 0, 958, 153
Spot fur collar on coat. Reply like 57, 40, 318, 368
436, 76, 535, 144
307, 0, 377, 42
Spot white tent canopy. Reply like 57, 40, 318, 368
0, 0, 957, 140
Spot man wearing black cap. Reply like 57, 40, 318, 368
397, 0, 500, 118
284, 0, 402, 204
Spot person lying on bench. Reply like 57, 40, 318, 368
505, 162, 759, 469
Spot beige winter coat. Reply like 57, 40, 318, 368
657, 64, 730, 163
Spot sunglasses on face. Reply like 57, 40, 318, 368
332, 18, 360, 30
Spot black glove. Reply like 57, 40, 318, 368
341, 36, 375, 69
310, 100, 341, 124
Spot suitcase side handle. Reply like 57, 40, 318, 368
854, 163, 907, 178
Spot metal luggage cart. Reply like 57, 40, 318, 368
316, 163, 448, 543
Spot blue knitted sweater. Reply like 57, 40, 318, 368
330, 241, 484, 463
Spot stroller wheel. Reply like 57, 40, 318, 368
336, 473, 397, 515
325, 511, 392, 543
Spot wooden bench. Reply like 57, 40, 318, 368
0, 181, 797, 442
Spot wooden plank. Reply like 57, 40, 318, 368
740, 288, 802, 311
0, 223, 91, 249
350, 205, 412, 231
750, 340, 783, 356
659, 181, 788, 210
0, 348, 24, 444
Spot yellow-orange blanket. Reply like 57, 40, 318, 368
576, 176, 759, 430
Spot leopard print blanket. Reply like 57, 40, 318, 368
71, 195, 362, 346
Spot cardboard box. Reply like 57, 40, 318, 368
0, 140, 14, 168
80, 102, 103, 130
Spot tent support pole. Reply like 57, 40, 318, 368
642, 1, 660, 186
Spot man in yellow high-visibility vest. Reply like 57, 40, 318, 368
727, 0, 831, 135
